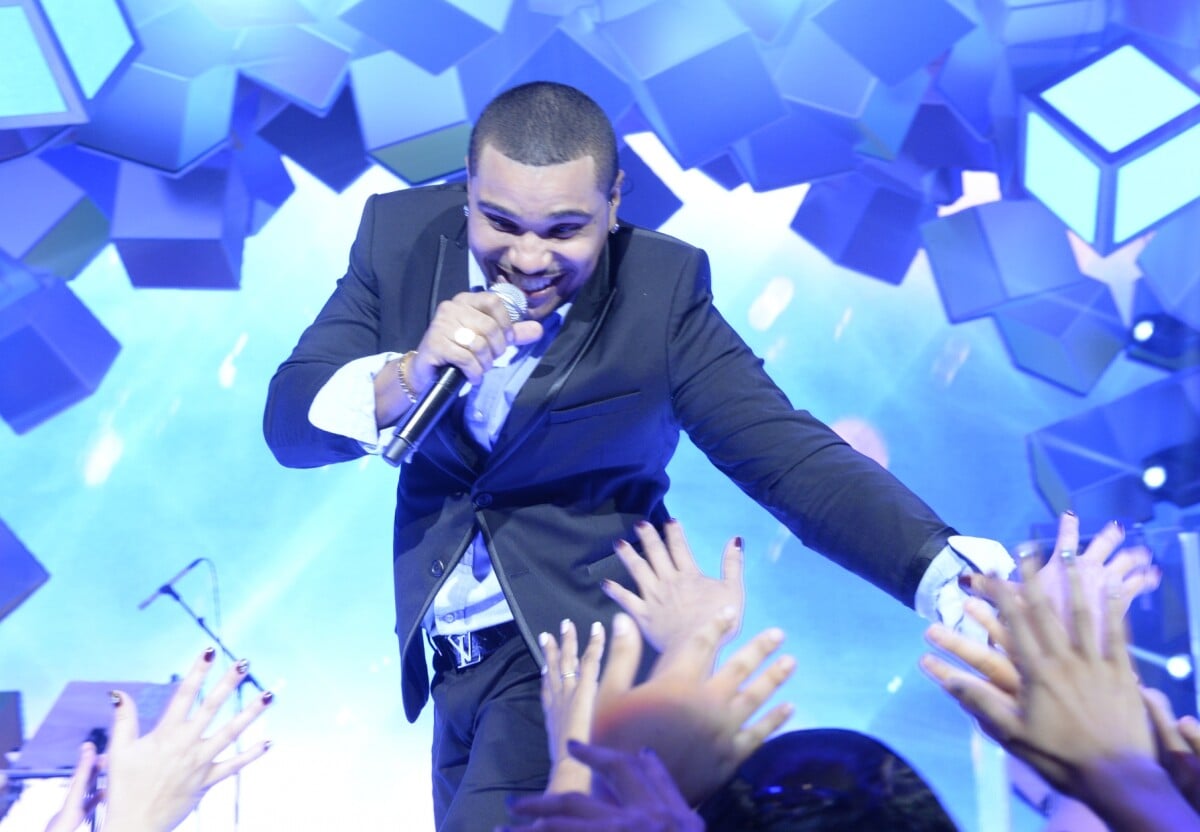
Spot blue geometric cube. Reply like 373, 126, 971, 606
0, 517, 49, 622
615, 143, 681, 230
110, 158, 249, 289
341, 0, 497, 76
791, 173, 934, 285
991, 278, 1127, 394
0, 275, 120, 434
921, 199, 1080, 322
1022, 43, 1200, 254
0, 154, 108, 281
977, 0, 1107, 45
235, 23, 351, 116
812, 0, 975, 85
731, 104, 859, 191
1138, 199, 1200, 332
0, 0, 136, 130
598, 0, 786, 169
258, 85, 370, 193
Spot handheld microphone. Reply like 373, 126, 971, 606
137, 558, 202, 610
383, 283, 528, 467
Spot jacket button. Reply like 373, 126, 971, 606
473, 492, 493, 508
429, 560, 445, 578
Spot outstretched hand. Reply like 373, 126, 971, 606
602, 519, 744, 660
593, 609, 794, 805
539, 619, 605, 795
103, 649, 273, 832
43, 741, 102, 832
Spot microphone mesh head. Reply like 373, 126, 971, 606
490, 282, 529, 322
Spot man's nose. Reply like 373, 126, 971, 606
508, 233, 552, 274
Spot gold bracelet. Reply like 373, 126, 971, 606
395, 350, 418, 403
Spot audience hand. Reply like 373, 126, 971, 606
539, 619, 605, 795
603, 519, 744, 659
503, 741, 703, 832
43, 741, 102, 832
1143, 687, 1200, 814
593, 609, 794, 805
102, 649, 273, 832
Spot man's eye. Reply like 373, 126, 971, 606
549, 225, 581, 238
488, 217, 518, 233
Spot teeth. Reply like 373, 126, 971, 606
509, 274, 556, 292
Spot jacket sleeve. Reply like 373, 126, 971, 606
263, 194, 386, 468
666, 247, 954, 607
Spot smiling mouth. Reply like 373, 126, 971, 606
497, 270, 563, 296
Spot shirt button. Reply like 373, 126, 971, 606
472, 409, 485, 421
474, 492, 493, 508
441, 613, 455, 623
429, 560, 445, 578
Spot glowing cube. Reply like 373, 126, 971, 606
1022, 43, 1200, 254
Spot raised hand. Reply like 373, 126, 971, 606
102, 649, 273, 832
602, 519, 744, 659
539, 619, 606, 795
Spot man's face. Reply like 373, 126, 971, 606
467, 143, 621, 321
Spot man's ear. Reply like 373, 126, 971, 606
608, 170, 625, 219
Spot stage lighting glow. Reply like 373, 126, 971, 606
1166, 654, 1193, 680
1143, 465, 1167, 490
748, 276, 795, 331
1131, 317, 1156, 343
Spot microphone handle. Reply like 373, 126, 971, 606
382, 365, 465, 466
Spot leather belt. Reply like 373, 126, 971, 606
430, 621, 521, 670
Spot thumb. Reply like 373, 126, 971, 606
511, 320, 544, 346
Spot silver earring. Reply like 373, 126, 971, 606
462, 205, 470, 217
609, 221, 619, 234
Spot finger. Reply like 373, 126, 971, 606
508, 788, 614, 819
157, 647, 218, 727
541, 630, 564, 701
202, 688, 275, 761
612, 539, 657, 598
61, 742, 98, 814
188, 658, 253, 740
731, 701, 795, 761
662, 518, 702, 575
559, 619, 580, 679
728, 653, 797, 726
1064, 549, 1098, 658
963, 597, 1010, 653
579, 621, 606, 684
1105, 546, 1153, 579
567, 741, 658, 807
1102, 575, 1135, 671
709, 627, 785, 697
1080, 520, 1126, 564
635, 744, 696, 814
1179, 716, 1200, 756
108, 689, 141, 750
597, 613, 641, 705
919, 654, 1023, 746
1051, 511, 1080, 561
203, 739, 272, 790
720, 536, 745, 595
600, 579, 648, 623
1143, 687, 1188, 754
634, 521, 674, 578
924, 623, 1020, 695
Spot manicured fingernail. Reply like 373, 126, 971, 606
957, 573, 974, 590
236, 659, 250, 675
560, 619, 571, 634
765, 627, 785, 644
1063, 509, 1075, 517
591, 620, 603, 637
109, 691, 121, 707
613, 612, 633, 635
635, 520, 651, 530
263, 739, 272, 752
666, 517, 679, 525
538, 632, 551, 648
203, 646, 216, 662
261, 690, 274, 706
734, 536, 744, 549
613, 538, 629, 550
1113, 520, 1124, 534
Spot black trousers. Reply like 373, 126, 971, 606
430, 634, 550, 831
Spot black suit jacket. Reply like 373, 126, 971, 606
264, 184, 955, 721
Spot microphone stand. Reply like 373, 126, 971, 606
159, 586, 264, 691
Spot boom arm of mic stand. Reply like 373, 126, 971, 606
158, 587, 264, 692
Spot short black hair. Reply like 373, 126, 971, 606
468, 81, 618, 192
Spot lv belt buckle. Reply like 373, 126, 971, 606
446, 631, 482, 669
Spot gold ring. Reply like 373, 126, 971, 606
453, 326, 477, 348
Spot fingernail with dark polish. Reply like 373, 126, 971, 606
1063, 509, 1075, 517
262, 690, 274, 706
957, 574, 974, 590
109, 691, 121, 707
635, 520, 651, 529
734, 536, 744, 549
236, 659, 250, 675
203, 646, 216, 662
263, 739, 272, 752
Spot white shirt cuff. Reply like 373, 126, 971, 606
915, 536, 1017, 635
308, 352, 404, 452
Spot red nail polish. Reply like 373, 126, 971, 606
957, 574, 974, 591
203, 647, 216, 662
262, 690, 274, 705
734, 536, 744, 549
